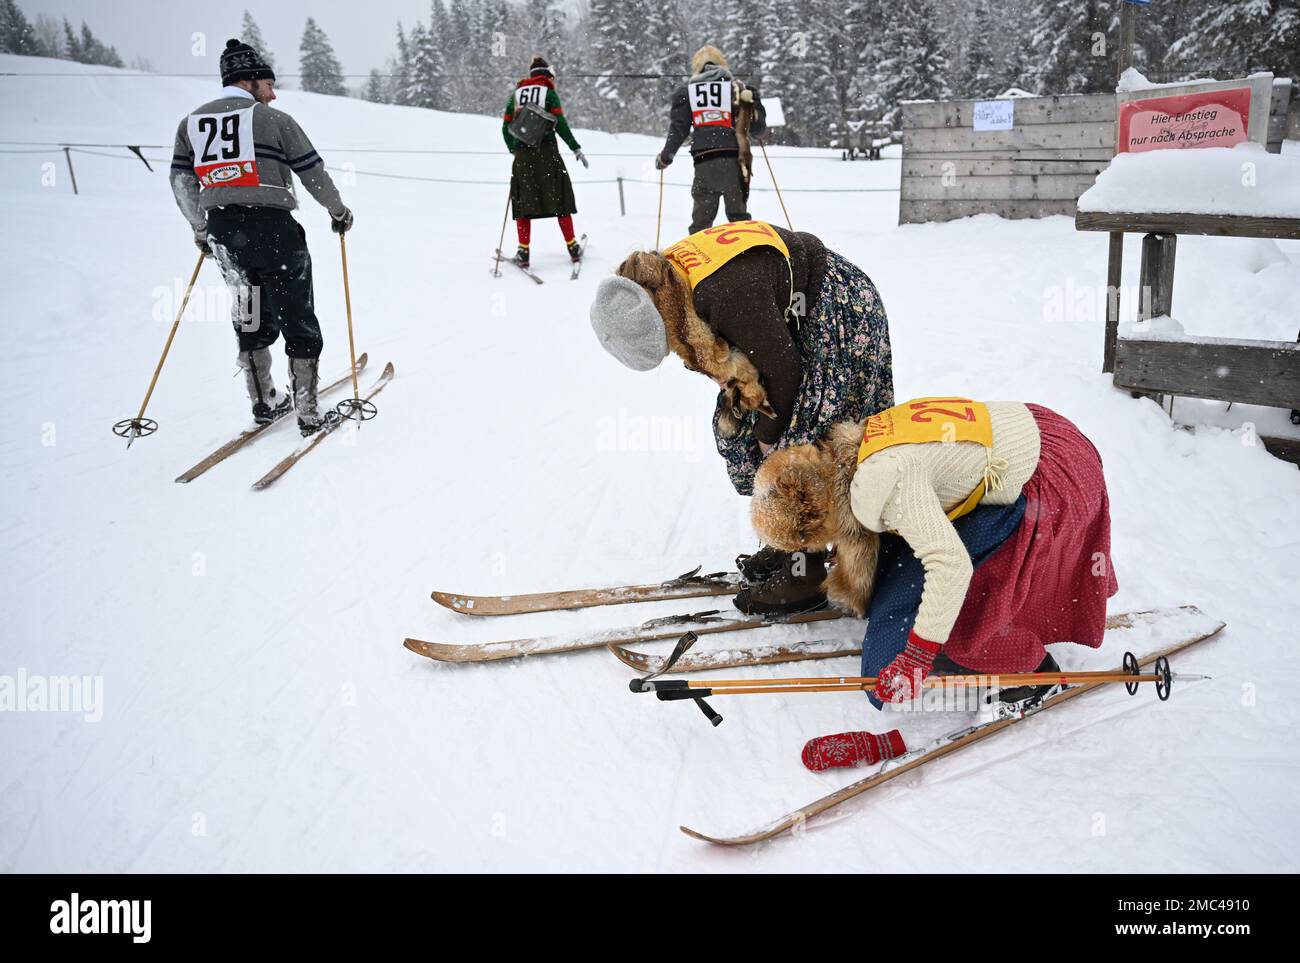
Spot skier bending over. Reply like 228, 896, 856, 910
656, 44, 765, 234
750, 397, 1119, 768
169, 38, 353, 436
503, 56, 587, 270
589, 219, 893, 614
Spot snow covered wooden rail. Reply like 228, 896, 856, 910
1076, 210, 1300, 465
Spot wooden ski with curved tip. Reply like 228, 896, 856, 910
431, 567, 743, 617
175, 353, 368, 483
404, 607, 846, 664
680, 605, 1224, 846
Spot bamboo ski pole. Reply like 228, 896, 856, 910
112, 250, 206, 445
663, 670, 1173, 690
655, 167, 665, 249
340, 234, 359, 402
492, 188, 512, 276
334, 234, 378, 423
759, 142, 793, 231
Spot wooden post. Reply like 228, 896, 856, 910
1117, 1, 1137, 78
617, 176, 625, 216
1103, 231, 1123, 373
1103, 1, 1139, 373
1138, 233, 1176, 322
62, 146, 78, 195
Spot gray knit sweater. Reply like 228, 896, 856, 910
170, 89, 345, 232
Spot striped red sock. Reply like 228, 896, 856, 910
801, 729, 906, 772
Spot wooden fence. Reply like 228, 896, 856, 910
900, 82, 1295, 226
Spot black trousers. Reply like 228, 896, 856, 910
206, 206, 323, 359
689, 155, 750, 234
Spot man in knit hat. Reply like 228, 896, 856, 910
169, 38, 353, 436
656, 45, 765, 234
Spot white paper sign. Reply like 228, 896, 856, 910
764, 96, 785, 128
973, 100, 1014, 131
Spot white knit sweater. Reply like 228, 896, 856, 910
848, 402, 1041, 644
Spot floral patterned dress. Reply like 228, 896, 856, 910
713, 250, 894, 495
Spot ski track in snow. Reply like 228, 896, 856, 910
1, 54, 1299, 871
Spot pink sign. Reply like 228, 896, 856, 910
1118, 87, 1253, 153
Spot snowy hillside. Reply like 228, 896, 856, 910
2, 54, 1298, 871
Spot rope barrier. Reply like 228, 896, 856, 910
3, 144, 900, 193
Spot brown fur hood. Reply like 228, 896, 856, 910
751, 420, 881, 617
691, 45, 728, 76
615, 250, 775, 437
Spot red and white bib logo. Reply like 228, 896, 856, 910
689, 80, 732, 128
187, 107, 260, 189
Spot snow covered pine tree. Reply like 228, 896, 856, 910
502, 56, 586, 272
656, 45, 766, 234
169, 39, 354, 436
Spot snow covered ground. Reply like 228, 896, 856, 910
2, 55, 1298, 872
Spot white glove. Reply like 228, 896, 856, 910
575, 149, 589, 169
739, 87, 754, 104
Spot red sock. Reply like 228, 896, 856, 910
557, 215, 575, 243
515, 218, 531, 246
801, 729, 906, 772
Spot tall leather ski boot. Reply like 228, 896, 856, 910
289, 356, 326, 437
732, 547, 828, 616
238, 347, 292, 425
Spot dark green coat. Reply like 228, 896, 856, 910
503, 78, 581, 219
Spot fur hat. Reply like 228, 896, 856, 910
220, 38, 275, 87
751, 422, 881, 617
613, 251, 776, 436
529, 56, 555, 78
691, 44, 729, 76
590, 275, 669, 371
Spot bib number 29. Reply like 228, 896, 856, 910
197, 115, 241, 162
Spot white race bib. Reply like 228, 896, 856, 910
515, 84, 547, 108
689, 80, 732, 128
187, 106, 260, 189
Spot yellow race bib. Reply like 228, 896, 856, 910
663, 220, 791, 289
858, 398, 994, 522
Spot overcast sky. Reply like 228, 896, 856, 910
23, 0, 535, 82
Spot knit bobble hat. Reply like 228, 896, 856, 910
220, 38, 275, 87
529, 56, 555, 78
590, 276, 669, 372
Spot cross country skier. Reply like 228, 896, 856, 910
748, 398, 1119, 767
503, 56, 587, 270
169, 38, 353, 436
656, 45, 765, 234
589, 220, 893, 615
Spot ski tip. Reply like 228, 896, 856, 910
403, 637, 477, 663
381, 362, 395, 378
606, 643, 647, 671
679, 825, 751, 846
431, 591, 486, 615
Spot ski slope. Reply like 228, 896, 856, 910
2, 54, 1298, 872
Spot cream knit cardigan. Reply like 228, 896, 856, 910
848, 402, 1042, 644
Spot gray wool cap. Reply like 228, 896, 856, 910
590, 275, 669, 372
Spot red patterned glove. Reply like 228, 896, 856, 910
802, 729, 906, 772
875, 630, 943, 703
